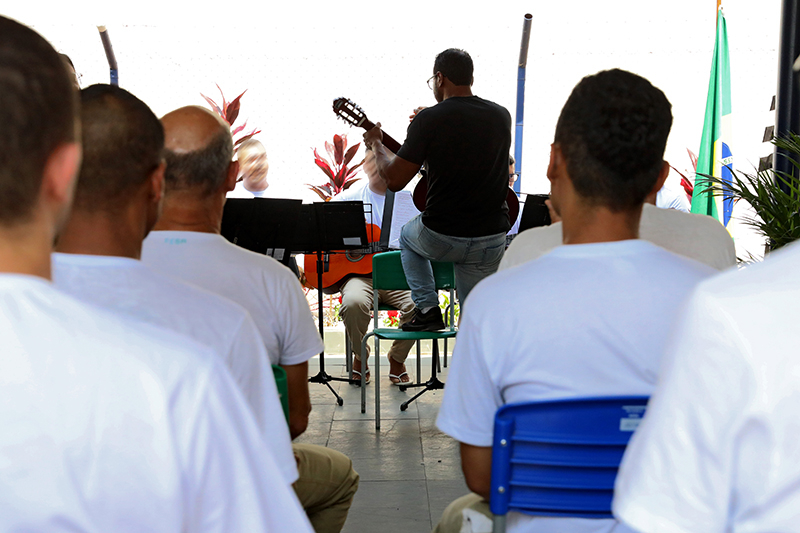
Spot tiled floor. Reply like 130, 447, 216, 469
299, 351, 468, 533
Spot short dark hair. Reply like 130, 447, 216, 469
75, 84, 164, 211
554, 69, 672, 211
433, 48, 473, 86
163, 131, 232, 196
0, 16, 77, 225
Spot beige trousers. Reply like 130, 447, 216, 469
293, 443, 360, 533
432, 493, 492, 533
339, 276, 416, 364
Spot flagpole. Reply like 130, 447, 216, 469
774, 0, 800, 191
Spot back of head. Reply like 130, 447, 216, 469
76, 84, 164, 211
554, 69, 672, 211
161, 106, 233, 197
0, 16, 77, 225
237, 138, 265, 159
433, 48, 473, 86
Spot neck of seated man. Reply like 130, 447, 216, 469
560, 199, 643, 246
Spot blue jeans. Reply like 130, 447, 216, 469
399, 215, 506, 309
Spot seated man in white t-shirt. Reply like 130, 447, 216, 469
227, 138, 270, 198
612, 241, 800, 532
433, 69, 716, 533
141, 105, 359, 533
52, 83, 298, 486
334, 148, 416, 385
500, 181, 736, 272
0, 16, 311, 533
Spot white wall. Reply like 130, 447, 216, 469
4, 0, 781, 255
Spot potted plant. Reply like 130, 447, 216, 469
697, 134, 800, 256
307, 133, 363, 201
200, 84, 261, 150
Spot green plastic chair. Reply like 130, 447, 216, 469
360, 251, 457, 430
272, 364, 290, 424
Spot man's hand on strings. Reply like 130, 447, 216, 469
363, 123, 383, 150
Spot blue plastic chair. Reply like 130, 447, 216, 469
490, 396, 649, 532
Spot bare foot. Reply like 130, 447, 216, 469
388, 356, 411, 385
351, 357, 370, 384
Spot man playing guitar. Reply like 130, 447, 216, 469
334, 149, 416, 385
363, 48, 512, 331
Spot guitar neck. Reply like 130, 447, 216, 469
360, 118, 402, 153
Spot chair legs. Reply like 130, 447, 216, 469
398, 340, 445, 411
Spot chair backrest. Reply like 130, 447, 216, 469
372, 251, 455, 292
371, 251, 456, 330
490, 396, 649, 521
271, 365, 290, 423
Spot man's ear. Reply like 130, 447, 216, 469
41, 142, 82, 211
648, 161, 670, 196
546, 143, 562, 185
149, 161, 166, 203
223, 160, 239, 193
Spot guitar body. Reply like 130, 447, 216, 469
412, 172, 520, 226
304, 223, 381, 294
332, 98, 520, 226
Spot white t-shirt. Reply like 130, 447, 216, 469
334, 180, 386, 229
501, 204, 736, 272
227, 181, 268, 198
51, 252, 298, 485
613, 240, 800, 533
437, 240, 714, 533
656, 180, 691, 212
142, 231, 323, 366
0, 274, 312, 533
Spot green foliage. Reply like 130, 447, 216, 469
439, 293, 459, 326
697, 133, 800, 254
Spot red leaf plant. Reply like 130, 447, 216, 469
669, 148, 698, 200
307, 133, 364, 201
200, 84, 261, 151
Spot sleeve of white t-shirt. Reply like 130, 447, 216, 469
270, 266, 324, 366
226, 313, 299, 485
613, 289, 751, 533
180, 356, 313, 533
436, 301, 503, 447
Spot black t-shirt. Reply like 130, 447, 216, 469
397, 96, 512, 238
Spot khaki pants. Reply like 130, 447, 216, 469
293, 443, 360, 533
339, 276, 416, 364
432, 493, 492, 533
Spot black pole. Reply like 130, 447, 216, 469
774, 0, 800, 191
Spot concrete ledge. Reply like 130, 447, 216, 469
322, 327, 456, 356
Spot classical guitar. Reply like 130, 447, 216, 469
332, 97, 520, 224
303, 223, 381, 294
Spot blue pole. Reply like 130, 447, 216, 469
98, 26, 119, 86
774, 0, 800, 192
514, 14, 532, 195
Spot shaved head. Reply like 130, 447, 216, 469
161, 106, 233, 195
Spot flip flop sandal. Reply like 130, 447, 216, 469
351, 369, 371, 386
389, 372, 410, 386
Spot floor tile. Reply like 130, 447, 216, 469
342, 480, 432, 533
328, 419, 425, 482
426, 479, 470, 527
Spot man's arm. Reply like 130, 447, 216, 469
281, 361, 311, 439
363, 123, 420, 192
460, 443, 493, 500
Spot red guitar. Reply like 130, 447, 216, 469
304, 223, 381, 294
332, 97, 520, 224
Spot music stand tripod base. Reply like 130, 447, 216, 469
397, 341, 445, 411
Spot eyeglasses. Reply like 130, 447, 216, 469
509, 172, 519, 182
427, 75, 437, 90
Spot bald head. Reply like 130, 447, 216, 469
161, 105, 233, 195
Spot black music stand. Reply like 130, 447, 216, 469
293, 201, 371, 405
221, 198, 304, 268
518, 193, 552, 232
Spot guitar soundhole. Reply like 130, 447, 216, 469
345, 250, 364, 262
